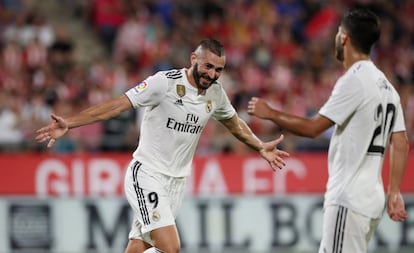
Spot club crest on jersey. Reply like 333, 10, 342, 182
152, 210, 160, 222
206, 100, 212, 113
176, 84, 186, 97
134, 81, 148, 92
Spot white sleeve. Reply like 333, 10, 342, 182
393, 102, 406, 132
319, 75, 363, 125
212, 86, 236, 121
125, 72, 168, 108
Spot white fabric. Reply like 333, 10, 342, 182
125, 159, 186, 238
125, 68, 236, 177
318, 205, 381, 253
0, 109, 23, 144
319, 60, 406, 218
143, 247, 164, 253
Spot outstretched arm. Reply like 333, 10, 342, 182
247, 97, 334, 138
387, 131, 409, 222
36, 95, 132, 147
219, 114, 289, 171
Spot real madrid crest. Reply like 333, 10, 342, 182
206, 100, 212, 113
152, 210, 160, 222
176, 84, 186, 97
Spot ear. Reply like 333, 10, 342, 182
190, 53, 197, 65
341, 33, 349, 46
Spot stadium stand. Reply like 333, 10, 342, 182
0, 0, 412, 154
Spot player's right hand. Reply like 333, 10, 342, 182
35, 114, 69, 148
247, 97, 272, 119
387, 191, 408, 222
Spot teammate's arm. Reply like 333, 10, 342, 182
247, 97, 334, 138
36, 95, 132, 147
219, 114, 289, 170
387, 131, 409, 221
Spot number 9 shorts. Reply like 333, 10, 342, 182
124, 159, 187, 242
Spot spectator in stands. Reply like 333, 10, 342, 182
0, 91, 23, 151
0, 0, 412, 153
92, 0, 125, 53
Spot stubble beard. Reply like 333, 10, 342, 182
192, 63, 217, 91
336, 47, 344, 62
335, 36, 344, 62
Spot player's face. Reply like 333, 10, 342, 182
335, 26, 345, 62
192, 50, 225, 90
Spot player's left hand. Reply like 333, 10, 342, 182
387, 191, 408, 222
259, 134, 289, 171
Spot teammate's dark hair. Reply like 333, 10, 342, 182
341, 8, 380, 54
199, 38, 225, 57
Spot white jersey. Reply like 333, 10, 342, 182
125, 68, 236, 177
319, 60, 406, 218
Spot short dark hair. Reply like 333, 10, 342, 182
198, 38, 225, 57
341, 8, 380, 54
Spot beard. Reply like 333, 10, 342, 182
192, 63, 217, 90
335, 34, 344, 62
336, 46, 344, 62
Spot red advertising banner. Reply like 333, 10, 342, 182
0, 152, 412, 196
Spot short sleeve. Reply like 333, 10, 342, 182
212, 85, 236, 121
319, 75, 363, 125
393, 102, 406, 133
125, 72, 168, 108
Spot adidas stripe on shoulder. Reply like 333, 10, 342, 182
165, 69, 182, 79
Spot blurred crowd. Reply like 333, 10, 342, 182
0, 0, 413, 155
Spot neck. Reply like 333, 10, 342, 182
185, 68, 195, 87
186, 68, 204, 95
343, 49, 370, 69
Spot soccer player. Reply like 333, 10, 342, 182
247, 8, 409, 253
35, 38, 289, 253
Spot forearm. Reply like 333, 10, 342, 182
221, 115, 263, 152
266, 110, 315, 137
388, 133, 409, 193
67, 95, 131, 129
233, 118, 263, 152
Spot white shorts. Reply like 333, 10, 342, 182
318, 205, 381, 253
124, 159, 187, 243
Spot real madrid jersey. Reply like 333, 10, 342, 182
125, 68, 236, 177
319, 60, 406, 218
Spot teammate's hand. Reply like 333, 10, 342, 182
259, 134, 289, 171
248, 97, 272, 119
35, 114, 69, 148
387, 191, 408, 222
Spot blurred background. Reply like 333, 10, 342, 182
0, 0, 413, 252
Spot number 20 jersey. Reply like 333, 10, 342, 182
319, 60, 406, 218
125, 68, 236, 178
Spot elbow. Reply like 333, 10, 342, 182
289, 129, 319, 138
308, 131, 320, 139
394, 138, 409, 154
291, 118, 329, 138
300, 127, 323, 139
391, 132, 410, 154
401, 138, 409, 153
